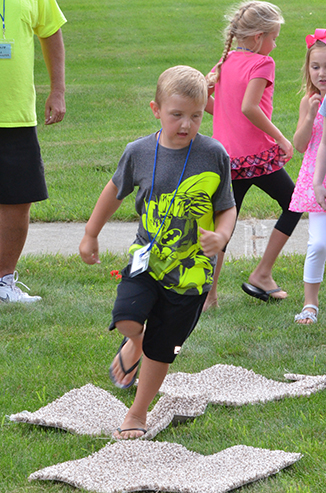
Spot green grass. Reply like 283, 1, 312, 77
31, 0, 320, 222
2, 1, 326, 492
1, 253, 326, 492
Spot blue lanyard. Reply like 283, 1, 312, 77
144, 129, 193, 252
1, 0, 5, 36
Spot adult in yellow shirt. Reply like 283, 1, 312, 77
0, 0, 66, 302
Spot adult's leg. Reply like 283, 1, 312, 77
0, 203, 31, 278
247, 169, 302, 298
203, 178, 252, 311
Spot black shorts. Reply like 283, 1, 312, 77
109, 265, 208, 364
0, 127, 48, 204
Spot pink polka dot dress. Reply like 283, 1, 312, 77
290, 104, 326, 213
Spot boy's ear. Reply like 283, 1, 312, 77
150, 100, 161, 119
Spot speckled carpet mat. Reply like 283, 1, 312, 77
9, 385, 207, 440
10, 365, 326, 440
28, 441, 301, 493
158, 364, 326, 405
9, 364, 319, 492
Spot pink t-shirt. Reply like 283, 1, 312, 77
212, 51, 276, 159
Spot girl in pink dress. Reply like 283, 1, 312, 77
289, 30, 326, 324
204, 1, 302, 310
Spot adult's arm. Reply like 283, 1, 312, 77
38, 28, 66, 124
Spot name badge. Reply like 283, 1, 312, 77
0, 40, 14, 59
130, 243, 151, 278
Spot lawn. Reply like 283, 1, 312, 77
1, 254, 325, 492
32, 0, 320, 221
1, 0, 326, 492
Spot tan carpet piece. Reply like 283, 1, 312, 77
9, 384, 207, 440
158, 364, 326, 405
9, 366, 326, 440
28, 441, 301, 493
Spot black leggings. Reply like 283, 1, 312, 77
223, 168, 302, 252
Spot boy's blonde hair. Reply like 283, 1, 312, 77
207, 1, 284, 87
302, 40, 326, 95
155, 65, 208, 107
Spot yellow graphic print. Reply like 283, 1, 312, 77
135, 172, 221, 295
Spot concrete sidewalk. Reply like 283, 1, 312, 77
22, 218, 309, 259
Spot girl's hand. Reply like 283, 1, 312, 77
314, 184, 326, 211
307, 93, 323, 120
199, 227, 225, 257
79, 234, 101, 265
276, 136, 293, 161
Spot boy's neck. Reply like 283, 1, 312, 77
156, 130, 197, 150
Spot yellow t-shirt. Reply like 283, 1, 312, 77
0, 0, 66, 127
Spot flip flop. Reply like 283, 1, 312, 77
116, 427, 147, 437
109, 337, 141, 389
241, 282, 282, 302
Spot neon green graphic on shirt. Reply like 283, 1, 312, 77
131, 172, 221, 294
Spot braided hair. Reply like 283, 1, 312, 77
207, 1, 284, 88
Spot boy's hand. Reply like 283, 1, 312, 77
314, 185, 326, 211
199, 227, 225, 257
79, 234, 101, 264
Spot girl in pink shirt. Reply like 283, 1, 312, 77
204, 1, 301, 309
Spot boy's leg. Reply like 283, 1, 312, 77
109, 266, 160, 388
114, 354, 169, 439
110, 320, 144, 388
112, 281, 206, 439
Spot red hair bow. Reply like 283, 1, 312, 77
306, 28, 326, 49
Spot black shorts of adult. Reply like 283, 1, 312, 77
0, 127, 48, 204
222, 168, 302, 253
109, 264, 208, 364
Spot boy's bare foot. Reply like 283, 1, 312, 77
109, 338, 143, 389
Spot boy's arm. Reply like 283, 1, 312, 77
199, 206, 237, 257
79, 180, 123, 264
313, 118, 326, 210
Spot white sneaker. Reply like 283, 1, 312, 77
0, 271, 42, 303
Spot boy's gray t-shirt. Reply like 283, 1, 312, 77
112, 132, 235, 295
319, 96, 326, 117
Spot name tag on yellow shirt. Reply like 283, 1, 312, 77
0, 40, 14, 59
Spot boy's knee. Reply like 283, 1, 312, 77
115, 319, 144, 335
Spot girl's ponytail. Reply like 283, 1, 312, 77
207, 29, 234, 87
207, 1, 283, 89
